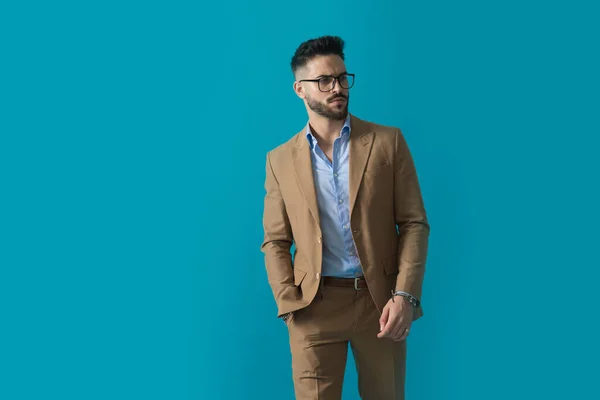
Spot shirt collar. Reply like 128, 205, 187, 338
306, 113, 352, 149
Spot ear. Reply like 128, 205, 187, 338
293, 81, 306, 100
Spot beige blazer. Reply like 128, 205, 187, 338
261, 114, 430, 321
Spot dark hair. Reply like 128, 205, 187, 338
291, 35, 345, 77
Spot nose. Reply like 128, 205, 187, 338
331, 79, 343, 94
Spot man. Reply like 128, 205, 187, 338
260, 35, 430, 400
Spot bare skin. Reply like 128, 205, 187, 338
293, 55, 350, 163
378, 296, 414, 341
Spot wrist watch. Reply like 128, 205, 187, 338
391, 290, 420, 307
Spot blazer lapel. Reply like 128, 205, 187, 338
348, 114, 374, 216
290, 114, 374, 228
291, 128, 321, 227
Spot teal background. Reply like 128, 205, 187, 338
1, 0, 599, 399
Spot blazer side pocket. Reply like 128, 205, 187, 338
293, 267, 307, 287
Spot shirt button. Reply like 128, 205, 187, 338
339, 199, 343, 204
334, 173, 338, 177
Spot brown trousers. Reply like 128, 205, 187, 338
286, 283, 407, 400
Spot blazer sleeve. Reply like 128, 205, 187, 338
393, 128, 431, 301
260, 151, 299, 317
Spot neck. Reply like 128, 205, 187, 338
307, 112, 348, 145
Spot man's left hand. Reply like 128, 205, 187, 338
377, 296, 413, 341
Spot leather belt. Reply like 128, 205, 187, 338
322, 276, 368, 290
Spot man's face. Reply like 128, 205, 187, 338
298, 55, 350, 121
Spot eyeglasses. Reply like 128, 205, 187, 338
299, 73, 355, 92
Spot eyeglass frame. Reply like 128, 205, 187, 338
298, 72, 355, 92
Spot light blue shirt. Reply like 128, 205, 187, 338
306, 113, 363, 278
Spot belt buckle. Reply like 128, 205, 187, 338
354, 277, 366, 291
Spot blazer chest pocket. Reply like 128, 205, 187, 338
365, 157, 392, 176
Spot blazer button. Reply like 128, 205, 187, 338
316, 272, 321, 279
317, 236, 322, 244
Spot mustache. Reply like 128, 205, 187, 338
328, 95, 347, 103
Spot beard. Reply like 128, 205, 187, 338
306, 92, 349, 121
